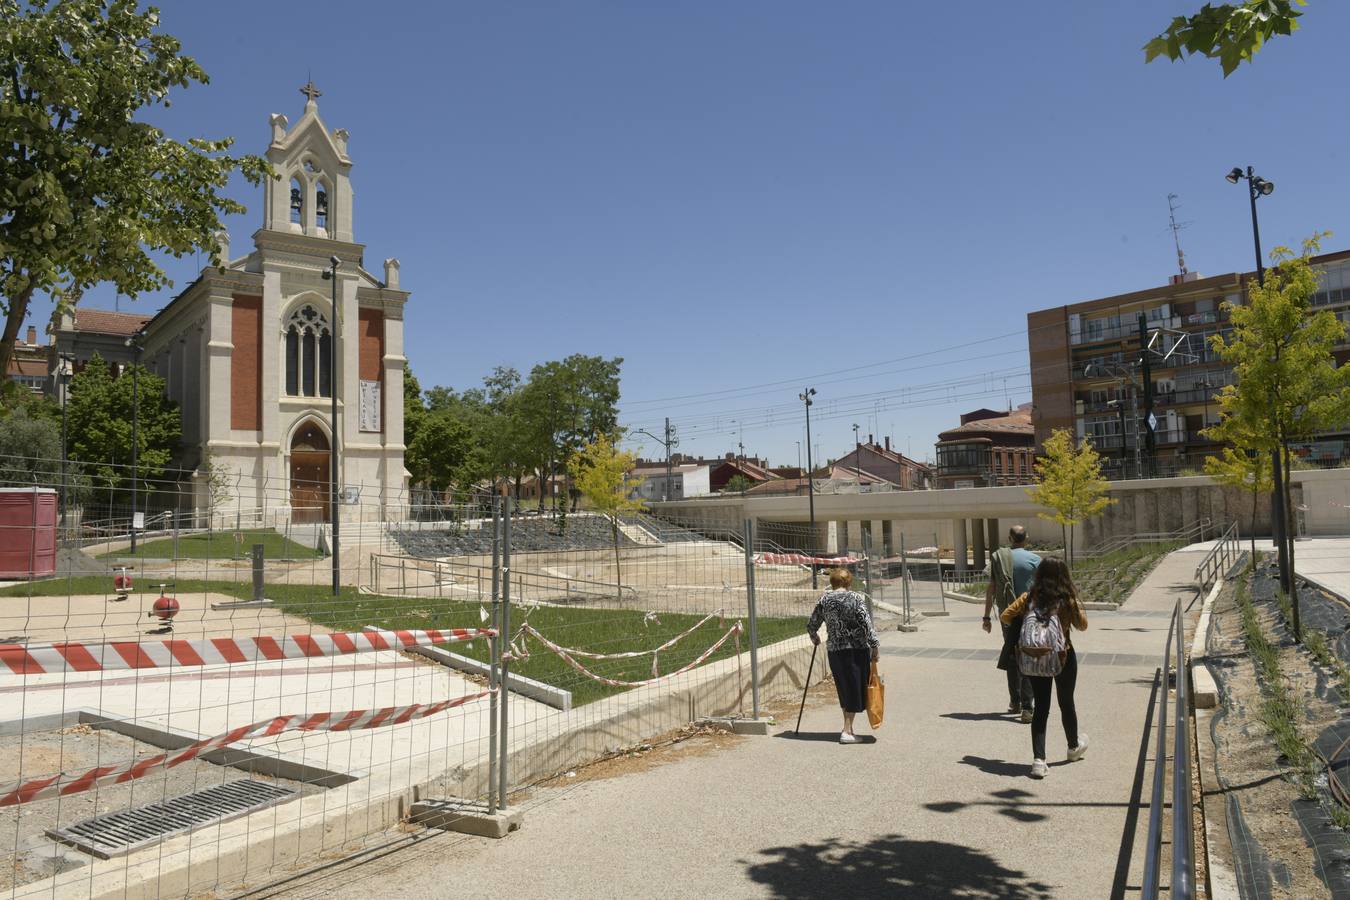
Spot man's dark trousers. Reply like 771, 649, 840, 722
1002, 621, 1034, 710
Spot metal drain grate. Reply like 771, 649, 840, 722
47, 779, 299, 859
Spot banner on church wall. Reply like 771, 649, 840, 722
359, 380, 381, 432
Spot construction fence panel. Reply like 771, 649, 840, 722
0, 460, 500, 899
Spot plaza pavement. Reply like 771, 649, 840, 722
277, 545, 1215, 900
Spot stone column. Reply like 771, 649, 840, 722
971, 518, 986, 570
953, 518, 968, 573
882, 520, 895, 558
860, 520, 873, 556
987, 518, 1001, 554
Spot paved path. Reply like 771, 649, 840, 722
266, 548, 1210, 900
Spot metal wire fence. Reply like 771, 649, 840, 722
0, 460, 820, 898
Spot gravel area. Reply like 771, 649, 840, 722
0, 726, 312, 891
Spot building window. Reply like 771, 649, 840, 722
284, 305, 332, 398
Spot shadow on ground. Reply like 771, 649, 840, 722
742, 832, 1055, 899
940, 711, 1018, 722
774, 731, 878, 744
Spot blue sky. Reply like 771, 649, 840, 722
32, 1, 1350, 469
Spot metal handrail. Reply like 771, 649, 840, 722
1141, 598, 1195, 900
1194, 520, 1240, 589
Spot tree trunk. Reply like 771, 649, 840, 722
0, 284, 36, 385
1061, 523, 1067, 571
1282, 438, 1301, 641
611, 514, 623, 602
1250, 488, 1258, 572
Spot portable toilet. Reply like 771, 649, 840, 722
0, 488, 57, 579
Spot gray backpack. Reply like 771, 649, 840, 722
1019, 606, 1067, 677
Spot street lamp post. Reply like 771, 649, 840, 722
632, 421, 678, 501
852, 423, 862, 483
1226, 165, 1290, 593
58, 354, 73, 537
799, 388, 818, 588
322, 255, 341, 596
123, 335, 144, 551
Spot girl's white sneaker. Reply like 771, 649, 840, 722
1030, 759, 1049, 779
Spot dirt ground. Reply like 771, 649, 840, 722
0, 726, 313, 891
1207, 581, 1343, 899
0, 591, 322, 644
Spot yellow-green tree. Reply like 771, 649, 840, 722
1204, 416, 1273, 569
1026, 429, 1116, 564
1208, 233, 1350, 639
568, 433, 645, 600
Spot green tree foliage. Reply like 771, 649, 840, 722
1204, 409, 1274, 565
0, 406, 61, 485
65, 354, 181, 502
568, 433, 644, 600
1208, 233, 1350, 637
408, 410, 476, 496
723, 474, 754, 494
0, 0, 269, 377
1144, 1, 1306, 76
1026, 428, 1115, 563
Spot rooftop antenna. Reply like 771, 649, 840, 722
1167, 193, 1191, 277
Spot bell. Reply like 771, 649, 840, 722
290, 187, 302, 212
316, 190, 328, 215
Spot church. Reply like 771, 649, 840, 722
49, 85, 410, 523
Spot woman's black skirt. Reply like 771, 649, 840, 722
828, 647, 871, 713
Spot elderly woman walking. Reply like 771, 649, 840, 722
807, 568, 880, 743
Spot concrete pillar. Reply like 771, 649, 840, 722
860, 520, 873, 555
986, 518, 1000, 554
882, 520, 895, 558
971, 519, 986, 571
953, 519, 968, 573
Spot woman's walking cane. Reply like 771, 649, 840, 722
795, 642, 818, 735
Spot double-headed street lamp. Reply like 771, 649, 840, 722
799, 387, 817, 588
1225, 165, 1290, 593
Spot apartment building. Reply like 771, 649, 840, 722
1028, 249, 1350, 477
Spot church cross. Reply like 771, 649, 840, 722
300, 80, 322, 103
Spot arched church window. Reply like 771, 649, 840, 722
285, 327, 299, 395
284, 305, 332, 398
289, 177, 303, 225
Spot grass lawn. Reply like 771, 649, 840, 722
98, 528, 323, 561
0, 576, 805, 707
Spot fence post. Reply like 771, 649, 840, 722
862, 528, 874, 616
743, 518, 761, 720
498, 496, 513, 810
487, 496, 500, 815
900, 533, 911, 626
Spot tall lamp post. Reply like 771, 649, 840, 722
322, 254, 341, 596
632, 422, 678, 501
58, 354, 73, 537
799, 387, 818, 587
1225, 165, 1289, 592
852, 423, 862, 483
123, 334, 144, 551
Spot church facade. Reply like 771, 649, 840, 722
52, 87, 409, 523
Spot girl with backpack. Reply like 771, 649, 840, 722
999, 557, 1089, 779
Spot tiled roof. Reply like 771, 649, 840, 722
8, 357, 46, 377
70, 309, 152, 336
939, 407, 1034, 441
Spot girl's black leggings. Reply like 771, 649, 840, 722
1027, 648, 1078, 760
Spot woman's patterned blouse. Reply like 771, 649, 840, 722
807, 590, 880, 652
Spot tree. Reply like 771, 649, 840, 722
568, 433, 645, 601
0, 406, 61, 486
723, 474, 754, 494
1208, 233, 1350, 639
65, 354, 181, 505
1203, 442, 1271, 567
1026, 429, 1116, 564
0, 0, 269, 378
198, 448, 233, 520
516, 355, 622, 512
407, 409, 476, 496
1145, 1, 1306, 76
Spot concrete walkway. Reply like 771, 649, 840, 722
266, 547, 1210, 900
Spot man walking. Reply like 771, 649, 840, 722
982, 525, 1041, 722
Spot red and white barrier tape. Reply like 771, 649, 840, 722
516, 621, 742, 688
755, 552, 861, 566
0, 627, 496, 676
0, 689, 495, 807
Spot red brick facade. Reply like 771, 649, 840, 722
230, 295, 263, 431
358, 308, 384, 432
